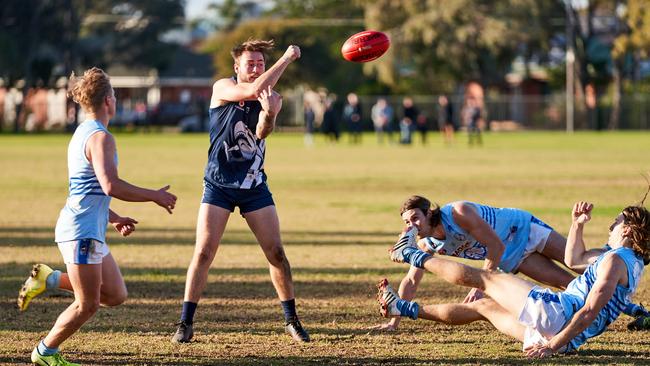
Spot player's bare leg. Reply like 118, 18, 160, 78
172, 203, 230, 343
245, 205, 309, 342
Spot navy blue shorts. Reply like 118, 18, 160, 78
201, 180, 274, 214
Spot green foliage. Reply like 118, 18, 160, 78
0, 0, 184, 84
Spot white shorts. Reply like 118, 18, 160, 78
521, 222, 553, 259
57, 239, 109, 264
518, 286, 568, 352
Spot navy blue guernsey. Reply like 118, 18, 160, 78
204, 83, 266, 189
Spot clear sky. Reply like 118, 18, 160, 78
185, 0, 214, 20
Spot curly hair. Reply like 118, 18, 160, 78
67, 67, 112, 113
622, 205, 650, 262
230, 38, 275, 62
400, 195, 441, 228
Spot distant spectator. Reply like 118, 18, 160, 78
321, 99, 339, 143
437, 95, 455, 145
343, 92, 362, 144
400, 97, 418, 145
462, 82, 485, 147
415, 113, 428, 145
371, 97, 394, 144
462, 96, 483, 147
304, 101, 315, 147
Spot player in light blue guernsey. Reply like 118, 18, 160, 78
17, 67, 177, 366
377, 201, 649, 358
374, 195, 576, 332
172, 39, 310, 344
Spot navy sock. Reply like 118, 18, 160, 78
37, 340, 58, 356
180, 301, 197, 324
403, 247, 432, 268
396, 299, 420, 320
281, 299, 297, 322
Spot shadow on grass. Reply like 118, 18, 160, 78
4, 353, 648, 365
0, 227, 398, 247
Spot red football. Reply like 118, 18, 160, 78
341, 30, 390, 63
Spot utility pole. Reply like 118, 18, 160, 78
565, 0, 575, 133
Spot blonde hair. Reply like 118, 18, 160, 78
67, 67, 112, 113
230, 39, 275, 62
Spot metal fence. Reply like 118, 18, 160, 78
278, 93, 650, 132
4, 90, 650, 132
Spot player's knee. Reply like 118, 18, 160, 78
195, 246, 217, 266
266, 245, 287, 265
76, 300, 100, 318
103, 289, 128, 307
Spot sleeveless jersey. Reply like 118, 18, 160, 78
559, 246, 644, 351
204, 79, 266, 189
423, 202, 532, 272
55, 120, 115, 243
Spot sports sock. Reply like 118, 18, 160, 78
281, 299, 297, 322
37, 340, 58, 356
402, 247, 432, 268
180, 301, 197, 324
396, 299, 420, 320
45, 270, 61, 290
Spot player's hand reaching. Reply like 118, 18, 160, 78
257, 86, 282, 116
367, 321, 398, 332
282, 45, 301, 62
462, 287, 484, 303
112, 216, 138, 237
154, 185, 177, 214
524, 343, 555, 358
572, 201, 593, 225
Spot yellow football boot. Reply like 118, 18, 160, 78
18, 264, 54, 311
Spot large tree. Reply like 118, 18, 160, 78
359, 0, 563, 93
0, 0, 185, 85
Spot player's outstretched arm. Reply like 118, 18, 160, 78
87, 132, 177, 214
211, 45, 300, 105
453, 202, 505, 302
565, 201, 604, 271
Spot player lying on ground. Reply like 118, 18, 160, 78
17, 67, 177, 366
378, 201, 649, 357
373, 195, 649, 332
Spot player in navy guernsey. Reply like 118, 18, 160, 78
172, 39, 310, 343
378, 201, 649, 357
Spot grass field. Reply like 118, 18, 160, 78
1, 131, 650, 365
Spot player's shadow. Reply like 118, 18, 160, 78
0, 226, 398, 246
